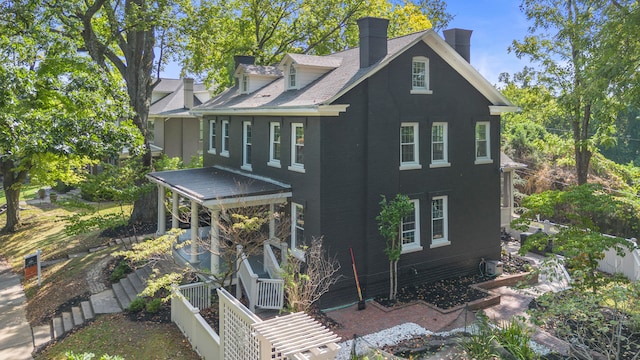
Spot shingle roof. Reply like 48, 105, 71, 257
150, 79, 208, 117
239, 64, 283, 77
285, 53, 343, 68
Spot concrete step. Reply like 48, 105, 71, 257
62, 312, 73, 332
128, 272, 146, 294
136, 266, 152, 281
71, 306, 84, 326
91, 289, 122, 314
112, 282, 131, 310
52, 317, 64, 338
119, 277, 137, 302
81, 300, 94, 321
32, 324, 52, 348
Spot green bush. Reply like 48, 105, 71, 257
127, 298, 145, 313
145, 298, 162, 314
495, 317, 537, 360
109, 260, 132, 283
461, 311, 499, 359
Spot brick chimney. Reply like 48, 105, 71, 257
443, 28, 472, 63
233, 55, 255, 70
183, 78, 194, 109
357, 17, 389, 68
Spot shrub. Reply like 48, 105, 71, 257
145, 298, 162, 314
109, 260, 132, 283
128, 298, 145, 313
495, 316, 537, 360
460, 311, 499, 359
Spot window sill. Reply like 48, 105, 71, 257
220, 151, 229, 158
410, 89, 433, 95
474, 158, 493, 165
207, 149, 216, 155
267, 161, 281, 168
430, 240, 451, 249
429, 162, 451, 168
241, 165, 252, 172
401, 244, 423, 254
400, 164, 422, 171
288, 165, 305, 173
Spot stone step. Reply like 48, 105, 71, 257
52, 317, 64, 338
128, 272, 146, 294
112, 282, 131, 310
91, 289, 121, 314
32, 324, 52, 348
81, 300, 94, 321
62, 312, 73, 332
71, 306, 84, 326
119, 277, 138, 302
136, 266, 152, 282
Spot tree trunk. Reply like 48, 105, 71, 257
1, 160, 28, 233
128, 184, 158, 228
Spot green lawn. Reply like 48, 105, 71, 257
0, 184, 41, 204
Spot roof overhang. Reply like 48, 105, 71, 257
190, 104, 349, 117
146, 166, 292, 209
489, 106, 520, 115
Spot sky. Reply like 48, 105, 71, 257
160, 0, 533, 86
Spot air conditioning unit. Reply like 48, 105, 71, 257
486, 260, 503, 276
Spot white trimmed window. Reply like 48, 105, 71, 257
268, 122, 281, 168
411, 56, 432, 94
291, 202, 305, 259
288, 64, 297, 89
401, 199, 422, 253
288, 123, 305, 173
475, 121, 492, 164
431, 196, 450, 248
242, 121, 252, 170
430, 122, 449, 167
208, 119, 216, 154
400, 123, 421, 170
240, 74, 249, 94
221, 120, 230, 157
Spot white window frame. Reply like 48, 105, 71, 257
221, 120, 230, 157
288, 123, 305, 173
430, 122, 450, 168
290, 202, 305, 260
401, 199, 423, 253
431, 195, 450, 248
400, 122, 421, 170
410, 56, 432, 94
240, 74, 249, 94
242, 121, 252, 171
268, 122, 281, 168
288, 63, 297, 90
475, 121, 492, 164
208, 119, 216, 154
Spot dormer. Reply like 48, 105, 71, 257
234, 64, 282, 95
280, 53, 342, 91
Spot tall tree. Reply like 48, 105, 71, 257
0, 4, 141, 232
511, 0, 626, 185
178, 0, 452, 89
44, 0, 178, 225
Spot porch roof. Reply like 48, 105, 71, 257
146, 166, 291, 208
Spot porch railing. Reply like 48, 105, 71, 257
237, 252, 285, 312
178, 282, 214, 310
264, 242, 286, 279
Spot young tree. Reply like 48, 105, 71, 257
511, 0, 627, 185
0, 8, 141, 232
376, 194, 413, 301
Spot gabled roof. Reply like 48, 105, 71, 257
191, 29, 515, 117
235, 64, 282, 77
150, 78, 208, 118
282, 53, 343, 69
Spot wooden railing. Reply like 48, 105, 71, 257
237, 252, 285, 312
263, 242, 285, 279
178, 282, 214, 310
171, 284, 220, 360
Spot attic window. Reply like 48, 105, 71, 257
241, 74, 249, 94
288, 64, 297, 89
411, 56, 432, 94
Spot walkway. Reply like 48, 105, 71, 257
0, 258, 34, 360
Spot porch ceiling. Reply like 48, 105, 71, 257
146, 166, 291, 208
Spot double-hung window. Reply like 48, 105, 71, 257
291, 202, 305, 259
431, 196, 450, 248
242, 121, 252, 170
288, 64, 297, 89
268, 122, 281, 167
221, 120, 230, 157
288, 123, 305, 173
401, 199, 422, 253
430, 122, 449, 167
400, 123, 421, 170
240, 74, 249, 94
411, 56, 432, 94
208, 119, 216, 154
475, 121, 492, 164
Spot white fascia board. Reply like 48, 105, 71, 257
146, 174, 203, 204
189, 104, 349, 117
202, 192, 292, 208
489, 105, 520, 115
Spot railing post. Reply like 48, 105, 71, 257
236, 245, 243, 299
280, 242, 288, 266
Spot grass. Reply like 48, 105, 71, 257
34, 314, 200, 360
0, 183, 41, 204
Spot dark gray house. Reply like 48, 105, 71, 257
148, 17, 517, 308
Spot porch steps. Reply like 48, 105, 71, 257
35, 266, 152, 350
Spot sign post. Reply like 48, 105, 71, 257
24, 249, 42, 286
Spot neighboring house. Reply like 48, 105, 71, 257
148, 78, 212, 161
500, 152, 526, 233
148, 17, 517, 308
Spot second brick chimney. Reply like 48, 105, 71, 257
183, 78, 194, 109
443, 28, 473, 63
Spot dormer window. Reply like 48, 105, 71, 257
411, 56, 432, 94
288, 64, 297, 89
240, 74, 248, 94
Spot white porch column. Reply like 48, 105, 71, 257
157, 184, 166, 236
210, 210, 220, 275
172, 192, 179, 229
269, 203, 275, 241
190, 200, 199, 264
